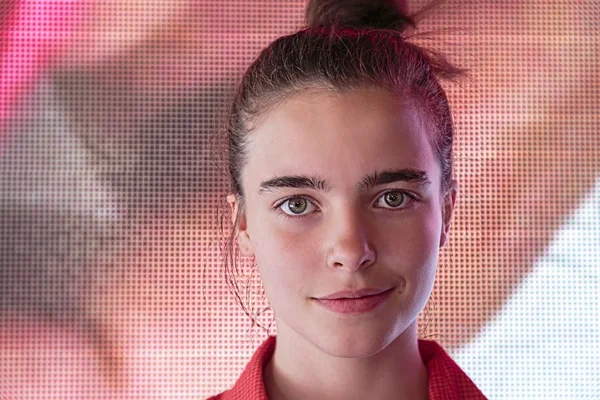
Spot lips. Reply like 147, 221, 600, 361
317, 287, 392, 300
315, 288, 394, 314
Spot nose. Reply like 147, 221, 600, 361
325, 207, 377, 271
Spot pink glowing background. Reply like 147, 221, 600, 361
0, 0, 598, 398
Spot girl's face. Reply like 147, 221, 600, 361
229, 86, 457, 357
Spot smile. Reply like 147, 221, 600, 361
314, 287, 394, 314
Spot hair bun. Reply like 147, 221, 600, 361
305, 0, 415, 31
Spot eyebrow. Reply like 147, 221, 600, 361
258, 168, 430, 195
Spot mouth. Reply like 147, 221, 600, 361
316, 287, 393, 300
314, 287, 395, 314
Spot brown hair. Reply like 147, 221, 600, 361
216, 0, 470, 332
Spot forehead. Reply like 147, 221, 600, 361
243, 86, 439, 189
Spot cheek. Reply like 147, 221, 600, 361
382, 205, 442, 275
251, 223, 320, 302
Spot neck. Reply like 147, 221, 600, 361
264, 321, 429, 400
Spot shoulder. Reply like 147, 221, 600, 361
205, 336, 276, 400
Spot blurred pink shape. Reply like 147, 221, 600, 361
0, 0, 90, 141
0, 0, 189, 145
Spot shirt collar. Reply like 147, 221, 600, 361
218, 335, 487, 400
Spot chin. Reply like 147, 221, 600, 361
313, 331, 396, 359
301, 319, 407, 359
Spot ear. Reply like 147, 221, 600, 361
439, 180, 458, 248
226, 194, 255, 257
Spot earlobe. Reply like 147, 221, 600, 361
439, 180, 459, 248
226, 194, 255, 257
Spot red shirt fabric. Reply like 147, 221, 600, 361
207, 336, 487, 400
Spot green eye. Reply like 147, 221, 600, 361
276, 196, 317, 219
286, 197, 308, 214
384, 192, 405, 207
377, 191, 413, 209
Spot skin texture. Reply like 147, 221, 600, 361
227, 86, 457, 400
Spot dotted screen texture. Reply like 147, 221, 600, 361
0, 1, 598, 399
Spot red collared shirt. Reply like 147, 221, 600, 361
207, 336, 487, 400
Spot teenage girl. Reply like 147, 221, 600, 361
208, 0, 487, 399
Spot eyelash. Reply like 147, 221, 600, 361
273, 190, 419, 220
